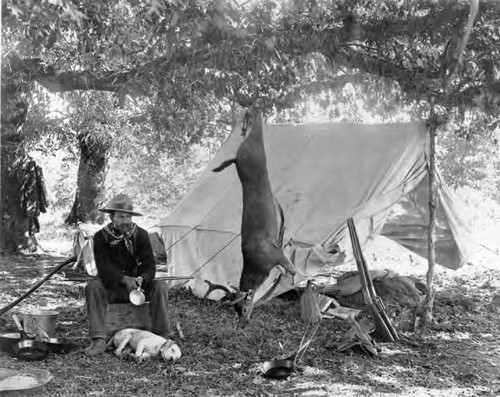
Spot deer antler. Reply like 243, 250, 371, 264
227, 288, 253, 305
203, 280, 250, 305
204, 280, 236, 299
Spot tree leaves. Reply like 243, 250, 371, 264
3, 0, 500, 156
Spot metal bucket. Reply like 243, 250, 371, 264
20, 310, 59, 338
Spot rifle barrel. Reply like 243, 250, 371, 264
347, 218, 372, 305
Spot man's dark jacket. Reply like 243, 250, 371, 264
93, 225, 156, 289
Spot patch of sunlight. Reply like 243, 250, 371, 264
367, 373, 399, 387
301, 365, 332, 376
45, 90, 70, 119
387, 364, 413, 374
380, 347, 410, 356
288, 383, 370, 397
133, 377, 150, 383
437, 331, 471, 341
288, 384, 488, 397
404, 386, 487, 396
39, 238, 73, 256
287, 387, 329, 397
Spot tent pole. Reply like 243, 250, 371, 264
422, 114, 439, 325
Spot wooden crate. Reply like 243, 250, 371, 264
106, 303, 152, 334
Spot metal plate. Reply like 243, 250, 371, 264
0, 368, 52, 396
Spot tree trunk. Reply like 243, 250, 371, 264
65, 132, 110, 225
421, 118, 438, 326
0, 84, 34, 252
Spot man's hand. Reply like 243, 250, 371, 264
123, 276, 141, 290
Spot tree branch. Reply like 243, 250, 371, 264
335, 48, 438, 92
363, 4, 464, 40
17, 0, 498, 116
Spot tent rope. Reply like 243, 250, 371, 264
163, 225, 199, 252
178, 233, 241, 287
296, 314, 321, 363
477, 242, 500, 256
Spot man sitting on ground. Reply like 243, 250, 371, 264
84, 193, 170, 356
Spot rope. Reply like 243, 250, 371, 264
477, 242, 500, 256
177, 233, 241, 288
295, 316, 321, 364
163, 225, 199, 252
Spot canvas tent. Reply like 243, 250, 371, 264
158, 121, 473, 299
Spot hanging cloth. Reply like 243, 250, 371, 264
17, 156, 48, 234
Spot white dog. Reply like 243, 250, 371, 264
108, 328, 182, 363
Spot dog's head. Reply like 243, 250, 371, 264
160, 340, 182, 362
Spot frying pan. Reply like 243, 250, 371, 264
0, 332, 20, 354
261, 339, 312, 380
43, 337, 78, 354
11, 314, 49, 361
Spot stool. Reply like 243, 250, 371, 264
106, 303, 152, 334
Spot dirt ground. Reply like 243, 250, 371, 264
0, 251, 499, 397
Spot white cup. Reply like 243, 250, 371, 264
129, 288, 146, 305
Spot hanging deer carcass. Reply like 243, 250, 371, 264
205, 101, 295, 327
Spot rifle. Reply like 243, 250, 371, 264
347, 218, 399, 342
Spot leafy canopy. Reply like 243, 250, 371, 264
3, 0, 499, 116
2, 0, 500, 206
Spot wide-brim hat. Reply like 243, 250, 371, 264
99, 193, 143, 216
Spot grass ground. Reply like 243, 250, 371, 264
0, 245, 499, 396
0, 187, 499, 396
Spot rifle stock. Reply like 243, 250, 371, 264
373, 297, 399, 341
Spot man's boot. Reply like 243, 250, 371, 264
84, 338, 107, 356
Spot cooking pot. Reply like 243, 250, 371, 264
11, 315, 49, 361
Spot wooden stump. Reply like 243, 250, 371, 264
106, 303, 152, 334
